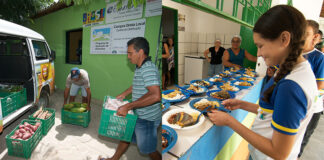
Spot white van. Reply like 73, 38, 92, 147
0, 19, 55, 133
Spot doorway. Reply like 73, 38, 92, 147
162, 6, 178, 89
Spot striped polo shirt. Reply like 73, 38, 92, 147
132, 57, 161, 121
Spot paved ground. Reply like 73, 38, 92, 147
0, 89, 161, 160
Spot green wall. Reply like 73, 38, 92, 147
30, 0, 161, 100
240, 6, 258, 69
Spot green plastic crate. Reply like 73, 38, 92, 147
5, 119, 43, 159
0, 88, 27, 117
98, 96, 137, 142
61, 108, 90, 128
0, 92, 19, 117
29, 108, 55, 135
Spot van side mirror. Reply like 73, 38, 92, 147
50, 50, 56, 61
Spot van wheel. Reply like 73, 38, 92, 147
38, 90, 49, 108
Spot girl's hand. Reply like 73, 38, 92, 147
207, 109, 232, 126
222, 99, 244, 111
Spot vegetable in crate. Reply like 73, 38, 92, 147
63, 104, 74, 110
70, 107, 87, 113
33, 107, 53, 119
10, 122, 40, 140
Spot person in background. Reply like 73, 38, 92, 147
204, 39, 225, 76
298, 20, 324, 158
208, 5, 318, 160
315, 30, 323, 51
167, 37, 175, 86
100, 37, 161, 160
63, 67, 91, 110
261, 66, 277, 92
222, 35, 257, 68
162, 37, 170, 90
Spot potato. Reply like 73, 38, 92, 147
15, 130, 20, 135
22, 133, 32, 140
35, 122, 41, 128
19, 128, 26, 134
11, 135, 17, 139
18, 133, 23, 138
19, 125, 24, 129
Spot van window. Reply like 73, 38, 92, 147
0, 36, 28, 56
32, 41, 49, 60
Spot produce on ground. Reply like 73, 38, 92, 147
10, 122, 41, 140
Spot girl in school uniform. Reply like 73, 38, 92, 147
208, 5, 318, 160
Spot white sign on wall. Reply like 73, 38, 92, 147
106, 0, 143, 24
145, 0, 162, 17
91, 19, 146, 54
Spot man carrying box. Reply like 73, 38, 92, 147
100, 37, 161, 160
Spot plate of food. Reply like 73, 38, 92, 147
162, 102, 171, 112
217, 82, 240, 93
234, 81, 253, 89
189, 97, 230, 113
208, 77, 226, 85
207, 90, 235, 101
162, 108, 204, 130
208, 85, 219, 91
162, 125, 177, 154
219, 72, 233, 78
237, 76, 255, 82
177, 84, 207, 96
162, 89, 190, 103
242, 69, 257, 77
190, 79, 212, 88
224, 67, 241, 74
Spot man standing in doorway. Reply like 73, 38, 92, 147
101, 37, 161, 160
63, 67, 91, 110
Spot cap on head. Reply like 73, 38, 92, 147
232, 35, 242, 41
71, 67, 80, 79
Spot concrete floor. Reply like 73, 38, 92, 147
0, 89, 161, 160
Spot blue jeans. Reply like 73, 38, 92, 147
131, 118, 161, 154
208, 64, 223, 77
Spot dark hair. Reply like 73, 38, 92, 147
127, 37, 150, 56
167, 37, 174, 47
307, 20, 319, 35
318, 30, 323, 37
253, 5, 306, 103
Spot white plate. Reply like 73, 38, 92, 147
162, 108, 205, 130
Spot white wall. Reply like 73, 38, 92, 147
163, 0, 243, 85
271, 0, 323, 22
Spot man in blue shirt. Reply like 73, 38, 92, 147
101, 37, 161, 160
298, 20, 324, 157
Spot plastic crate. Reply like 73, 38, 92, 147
61, 108, 90, 128
98, 96, 137, 142
29, 108, 55, 135
5, 119, 43, 159
0, 91, 19, 117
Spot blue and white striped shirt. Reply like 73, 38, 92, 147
132, 58, 161, 121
